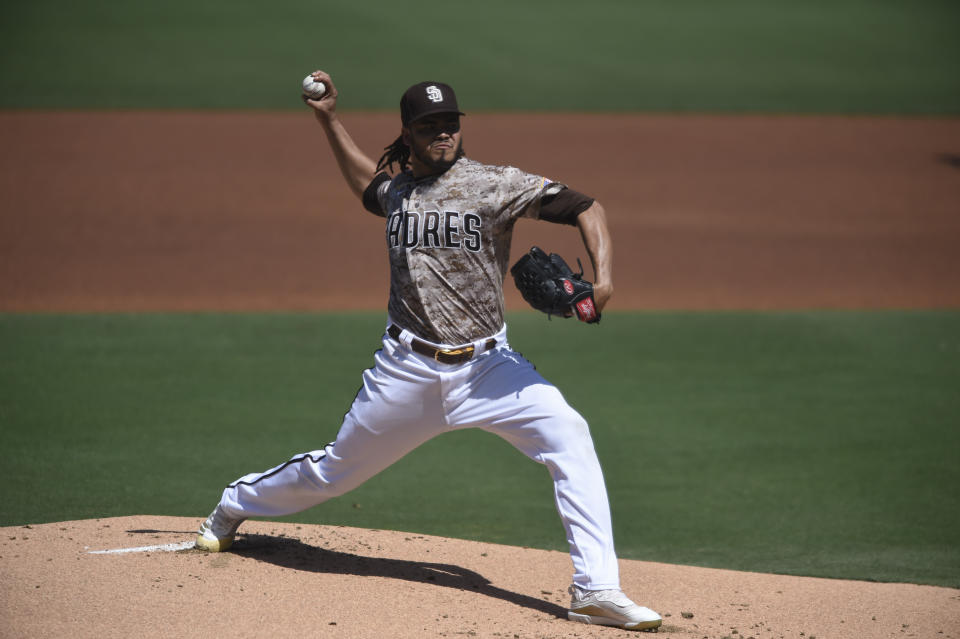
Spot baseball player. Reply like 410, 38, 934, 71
196, 71, 662, 632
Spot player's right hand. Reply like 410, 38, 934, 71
303, 70, 338, 120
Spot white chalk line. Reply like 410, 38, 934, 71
87, 540, 195, 554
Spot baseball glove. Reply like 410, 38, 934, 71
510, 246, 601, 323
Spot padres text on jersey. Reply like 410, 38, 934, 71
366, 158, 561, 345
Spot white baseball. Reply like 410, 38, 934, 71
302, 75, 327, 99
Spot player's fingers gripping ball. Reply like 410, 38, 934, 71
511, 246, 601, 323
302, 74, 327, 99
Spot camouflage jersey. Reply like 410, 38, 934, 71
362, 157, 591, 345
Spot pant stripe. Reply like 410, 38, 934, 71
227, 444, 334, 489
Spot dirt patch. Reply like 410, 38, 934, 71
1, 111, 958, 311
1, 517, 957, 638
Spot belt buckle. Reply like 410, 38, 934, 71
436, 345, 474, 363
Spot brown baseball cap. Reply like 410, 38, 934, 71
400, 82, 465, 126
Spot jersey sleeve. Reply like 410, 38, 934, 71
538, 184, 595, 225
501, 169, 594, 226
362, 172, 392, 217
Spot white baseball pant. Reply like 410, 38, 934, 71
218, 323, 621, 590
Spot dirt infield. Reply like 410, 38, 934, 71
2, 517, 957, 639
1, 112, 959, 637
1, 111, 958, 311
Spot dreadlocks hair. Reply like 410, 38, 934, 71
375, 134, 467, 175
376, 135, 409, 174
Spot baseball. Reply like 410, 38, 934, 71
302, 75, 327, 99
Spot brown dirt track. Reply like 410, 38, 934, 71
1, 111, 958, 311
1, 112, 959, 638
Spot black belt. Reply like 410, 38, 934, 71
388, 325, 497, 365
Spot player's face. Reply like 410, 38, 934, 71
404, 114, 463, 176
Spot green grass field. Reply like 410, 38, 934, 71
1, 311, 957, 587
2, 0, 958, 113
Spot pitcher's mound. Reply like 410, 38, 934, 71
1, 516, 956, 638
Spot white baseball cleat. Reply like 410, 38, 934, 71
567, 585, 663, 631
195, 506, 245, 552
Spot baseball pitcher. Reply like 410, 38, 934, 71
195, 71, 662, 632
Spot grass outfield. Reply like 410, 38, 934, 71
1, 311, 957, 587
1, 0, 958, 113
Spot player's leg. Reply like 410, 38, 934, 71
198, 336, 444, 549
447, 347, 662, 630
446, 347, 619, 590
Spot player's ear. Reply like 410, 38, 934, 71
401, 127, 412, 146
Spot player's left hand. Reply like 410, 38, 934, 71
511, 246, 602, 323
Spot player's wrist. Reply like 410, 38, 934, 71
314, 108, 337, 125
594, 282, 613, 309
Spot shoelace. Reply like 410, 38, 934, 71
570, 586, 632, 607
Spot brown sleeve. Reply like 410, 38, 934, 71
362, 172, 392, 216
539, 186, 595, 226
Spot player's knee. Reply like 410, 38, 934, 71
565, 411, 590, 437
546, 409, 594, 450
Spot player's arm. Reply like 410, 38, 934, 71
303, 71, 377, 200
576, 202, 614, 312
